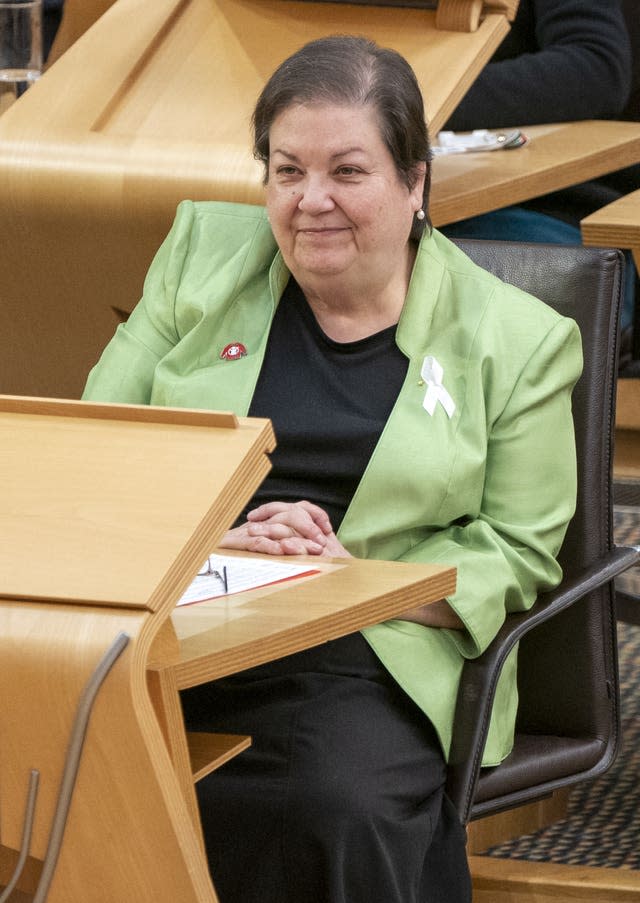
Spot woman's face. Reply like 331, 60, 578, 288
265, 102, 425, 295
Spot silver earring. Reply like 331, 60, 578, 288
416, 209, 426, 221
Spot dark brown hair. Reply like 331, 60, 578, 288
252, 35, 432, 237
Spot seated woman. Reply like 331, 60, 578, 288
82, 35, 582, 903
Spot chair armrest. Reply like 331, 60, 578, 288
483, 544, 639, 660
445, 544, 639, 822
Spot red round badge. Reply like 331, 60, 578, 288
220, 342, 247, 361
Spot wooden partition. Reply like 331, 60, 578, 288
2, 0, 640, 405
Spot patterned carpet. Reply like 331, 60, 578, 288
480, 490, 640, 870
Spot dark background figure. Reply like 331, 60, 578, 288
446, 0, 632, 130
596, 0, 639, 200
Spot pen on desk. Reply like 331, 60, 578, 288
214, 566, 229, 594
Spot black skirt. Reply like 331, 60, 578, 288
180, 632, 471, 903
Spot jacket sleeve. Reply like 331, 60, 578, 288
82, 202, 195, 403
446, 0, 632, 129
397, 315, 583, 660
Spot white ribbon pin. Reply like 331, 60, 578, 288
421, 356, 456, 418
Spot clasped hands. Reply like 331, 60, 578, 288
220, 500, 352, 558
220, 500, 463, 629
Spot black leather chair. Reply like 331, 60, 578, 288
445, 240, 640, 825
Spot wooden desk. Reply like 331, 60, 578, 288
582, 191, 640, 478
165, 554, 454, 687
0, 395, 455, 903
431, 121, 640, 227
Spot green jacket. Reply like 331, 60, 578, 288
84, 200, 583, 765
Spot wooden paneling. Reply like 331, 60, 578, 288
0, 0, 511, 398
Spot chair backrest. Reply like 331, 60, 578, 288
449, 239, 624, 821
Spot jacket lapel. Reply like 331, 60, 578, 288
338, 233, 468, 558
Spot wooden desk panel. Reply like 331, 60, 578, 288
164, 556, 456, 686
0, 396, 274, 610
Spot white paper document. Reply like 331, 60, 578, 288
177, 554, 321, 606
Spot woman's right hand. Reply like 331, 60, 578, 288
219, 500, 334, 556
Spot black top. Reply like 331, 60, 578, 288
245, 279, 408, 530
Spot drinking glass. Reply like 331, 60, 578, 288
0, 0, 42, 113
